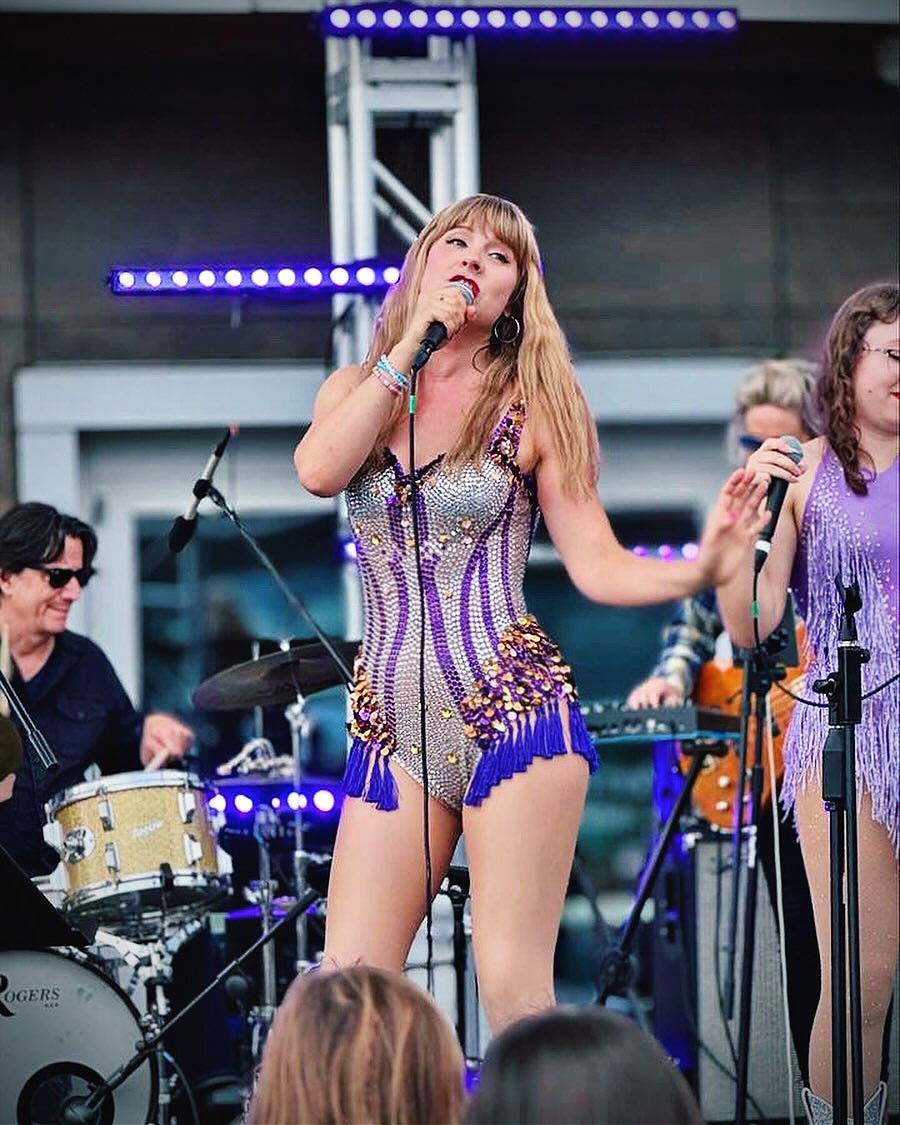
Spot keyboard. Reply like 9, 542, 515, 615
580, 701, 740, 743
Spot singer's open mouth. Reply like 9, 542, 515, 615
450, 275, 479, 298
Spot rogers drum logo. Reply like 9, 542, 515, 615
0, 974, 62, 1017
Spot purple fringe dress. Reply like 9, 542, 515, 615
340, 399, 597, 812
783, 444, 899, 853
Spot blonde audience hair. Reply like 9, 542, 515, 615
725, 358, 820, 466
360, 194, 600, 498
246, 964, 465, 1125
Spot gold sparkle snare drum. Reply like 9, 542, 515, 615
45, 770, 230, 935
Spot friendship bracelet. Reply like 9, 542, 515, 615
375, 354, 409, 392
372, 362, 404, 396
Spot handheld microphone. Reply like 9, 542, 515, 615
754, 435, 804, 574
0, 714, 23, 782
410, 280, 475, 374
168, 426, 235, 553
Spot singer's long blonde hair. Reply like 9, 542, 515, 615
360, 194, 599, 497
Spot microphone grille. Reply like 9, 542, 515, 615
782, 435, 804, 464
450, 279, 476, 306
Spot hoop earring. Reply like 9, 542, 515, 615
491, 314, 521, 346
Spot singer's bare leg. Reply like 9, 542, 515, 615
797, 783, 899, 1100
464, 746, 589, 1032
322, 766, 460, 970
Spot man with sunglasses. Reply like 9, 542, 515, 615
0, 501, 192, 876
626, 358, 821, 1084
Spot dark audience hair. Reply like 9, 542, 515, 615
0, 502, 98, 575
464, 1005, 704, 1125
246, 964, 465, 1125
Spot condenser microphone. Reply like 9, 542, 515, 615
168, 426, 235, 553
410, 279, 476, 373
754, 435, 804, 574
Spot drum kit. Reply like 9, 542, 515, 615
0, 638, 355, 1125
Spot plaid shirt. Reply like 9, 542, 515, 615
649, 586, 722, 699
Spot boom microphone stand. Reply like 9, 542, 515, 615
812, 578, 867, 1125
596, 739, 730, 1006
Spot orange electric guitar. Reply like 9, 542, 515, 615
679, 622, 807, 831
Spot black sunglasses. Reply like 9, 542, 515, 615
30, 565, 96, 589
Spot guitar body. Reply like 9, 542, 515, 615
678, 625, 805, 831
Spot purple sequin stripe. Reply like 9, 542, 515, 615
784, 446, 899, 851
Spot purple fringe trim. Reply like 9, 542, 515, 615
464, 702, 598, 808
341, 738, 399, 811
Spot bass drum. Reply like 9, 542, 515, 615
0, 947, 157, 1125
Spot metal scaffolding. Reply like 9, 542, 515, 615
324, 32, 481, 365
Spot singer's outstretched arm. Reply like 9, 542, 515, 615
717, 435, 816, 647
531, 405, 771, 607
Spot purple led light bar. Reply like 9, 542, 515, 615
109, 262, 402, 296
321, 5, 738, 37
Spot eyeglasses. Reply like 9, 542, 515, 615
862, 343, 900, 363
29, 566, 96, 589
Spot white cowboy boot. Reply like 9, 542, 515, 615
862, 1081, 887, 1125
802, 1086, 834, 1125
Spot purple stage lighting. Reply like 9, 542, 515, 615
321, 5, 738, 37
109, 260, 403, 297
234, 793, 254, 814
209, 793, 227, 813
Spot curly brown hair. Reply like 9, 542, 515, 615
819, 282, 899, 495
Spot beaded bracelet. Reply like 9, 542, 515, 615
373, 354, 409, 394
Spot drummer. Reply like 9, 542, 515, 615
0, 502, 193, 876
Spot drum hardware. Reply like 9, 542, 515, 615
246, 805, 280, 1055
215, 735, 277, 778
51, 889, 319, 1125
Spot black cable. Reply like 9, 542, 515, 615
407, 362, 435, 993
163, 1049, 201, 1125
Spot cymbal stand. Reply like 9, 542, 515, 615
248, 805, 279, 1060
285, 694, 314, 972
140, 940, 176, 1125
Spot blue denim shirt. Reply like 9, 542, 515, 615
0, 631, 143, 875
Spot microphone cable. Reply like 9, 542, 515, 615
406, 355, 436, 995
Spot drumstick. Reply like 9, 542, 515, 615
144, 747, 171, 771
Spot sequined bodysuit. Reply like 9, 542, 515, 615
784, 444, 899, 852
341, 400, 597, 812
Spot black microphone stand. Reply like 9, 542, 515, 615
812, 578, 867, 1125
59, 889, 319, 1125
202, 484, 353, 687
596, 738, 729, 1007
726, 605, 796, 1125
0, 666, 58, 771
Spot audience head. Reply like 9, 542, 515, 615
464, 1005, 703, 1125
726, 358, 819, 467
246, 964, 465, 1125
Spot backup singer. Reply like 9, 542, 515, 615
294, 193, 770, 1031
627, 358, 821, 1079
718, 283, 899, 1124
0, 502, 192, 875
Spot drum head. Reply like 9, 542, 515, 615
0, 948, 157, 1125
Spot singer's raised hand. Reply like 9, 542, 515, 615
401, 282, 475, 356
695, 468, 771, 588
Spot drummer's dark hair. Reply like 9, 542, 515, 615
0, 502, 98, 575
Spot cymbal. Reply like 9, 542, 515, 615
192, 638, 357, 711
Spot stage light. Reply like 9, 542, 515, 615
209, 793, 227, 813
109, 259, 402, 296
320, 5, 739, 37
312, 789, 337, 813
234, 793, 254, 814
271, 796, 282, 809
287, 791, 303, 810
